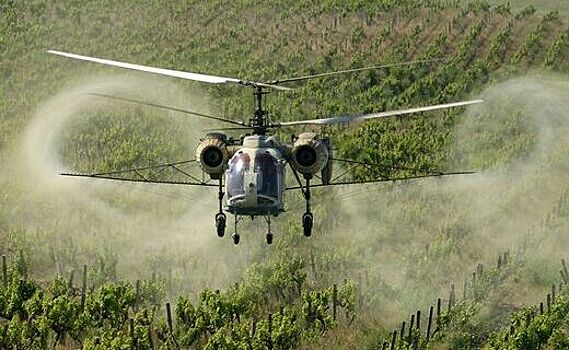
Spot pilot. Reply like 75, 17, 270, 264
227, 152, 250, 198
256, 151, 278, 199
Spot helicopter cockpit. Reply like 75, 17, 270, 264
226, 149, 285, 215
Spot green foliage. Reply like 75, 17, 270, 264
0, 0, 567, 349
516, 5, 537, 20
486, 296, 569, 349
543, 29, 569, 68
85, 282, 135, 328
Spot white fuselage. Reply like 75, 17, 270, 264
225, 135, 286, 216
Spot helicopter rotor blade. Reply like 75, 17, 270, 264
47, 50, 292, 91
204, 127, 255, 132
251, 82, 294, 91
48, 50, 241, 84
278, 99, 484, 127
89, 93, 248, 127
266, 58, 444, 85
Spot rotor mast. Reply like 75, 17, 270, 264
251, 85, 269, 135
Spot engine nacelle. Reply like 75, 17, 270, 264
195, 132, 230, 179
290, 132, 329, 178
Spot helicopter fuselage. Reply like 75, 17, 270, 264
225, 135, 287, 216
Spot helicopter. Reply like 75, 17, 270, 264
48, 50, 482, 245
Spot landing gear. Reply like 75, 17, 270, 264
265, 216, 274, 245
215, 178, 226, 238
215, 213, 226, 237
302, 177, 314, 238
302, 212, 313, 237
232, 215, 242, 245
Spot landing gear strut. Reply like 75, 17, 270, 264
302, 177, 313, 237
215, 178, 226, 238
232, 216, 241, 245
265, 216, 274, 245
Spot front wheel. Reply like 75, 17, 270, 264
266, 233, 274, 245
302, 213, 313, 237
232, 233, 240, 245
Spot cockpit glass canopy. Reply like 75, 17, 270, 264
227, 152, 250, 198
255, 152, 279, 199
226, 150, 281, 204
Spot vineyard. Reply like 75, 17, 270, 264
1, 0, 569, 349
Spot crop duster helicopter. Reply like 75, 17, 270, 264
48, 50, 482, 245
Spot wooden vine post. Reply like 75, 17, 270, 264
390, 330, 397, 350
267, 313, 273, 350
250, 316, 257, 337
408, 314, 415, 340
135, 279, 140, 312
81, 264, 87, 311
416, 310, 421, 330
547, 294, 551, 313
130, 318, 136, 350
2, 255, 7, 287
436, 298, 441, 325
68, 269, 74, 290
166, 302, 178, 349
332, 284, 338, 321
426, 305, 434, 341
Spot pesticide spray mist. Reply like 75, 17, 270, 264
1, 74, 260, 293
1, 72, 567, 320
324, 74, 569, 322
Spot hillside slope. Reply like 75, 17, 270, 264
0, 1, 568, 349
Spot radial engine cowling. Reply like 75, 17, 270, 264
195, 132, 230, 179
290, 132, 329, 178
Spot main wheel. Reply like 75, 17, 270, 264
215, 213, 226, 238
266, 233, 273, 245
302, 213, 313, 237
231, 233, 240, 245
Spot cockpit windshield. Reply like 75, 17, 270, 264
227, 152, 250, 198
226, 150, 282, 206
255, 151, 279, 199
